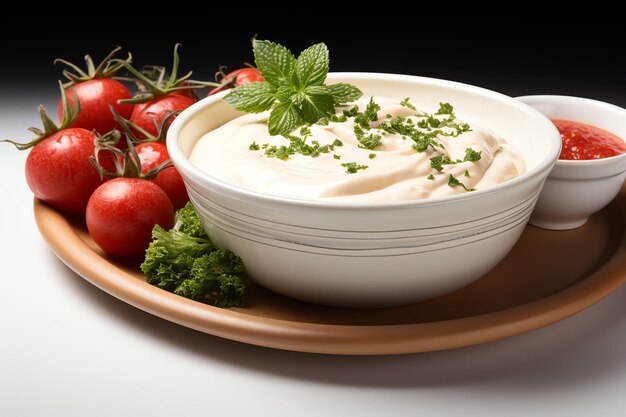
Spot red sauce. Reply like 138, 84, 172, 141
552, 119, 626, 160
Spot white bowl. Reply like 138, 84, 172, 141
168, 73, 561, 308
517, 95, 626, 230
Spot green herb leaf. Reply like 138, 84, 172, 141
369, 153, 376, 159
333, 154, 341, 159
427, 174, 435, 180
436, 102, 455, 116
141, 203, 246, 308
268, 100, 299, 136
430, 154, 454, 172
294, 43, 328, 87
249, 141, 260, 151
400, 97, 416, 110
223, 82, 276, 113
253, 40, 296, 87
341, 162, 369, 174
327, 83, 363, 103
301, 86, 335, 124
463, 147, 482, 162
448, 174, 475, 192
354, 125, 382, 149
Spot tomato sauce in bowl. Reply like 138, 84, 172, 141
552, 119, 626, 160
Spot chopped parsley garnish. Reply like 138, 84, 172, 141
464, 148, 482, 162
249, 141, 260, 151
430, 147, 482, 172
464, 170, 470, 178
435, 102, 455, 116
299, 126, 312, 137
448, 174, 475, 192
354, 97, 381, 128
263, 133, 343, 160
333, 154, 341, 160
430, 155, 455, 172
400, 97, 416, 110
427, 174, 435, 180
369, 153, 376, 159
341, 162, 368, 174
354, 125, 382, 149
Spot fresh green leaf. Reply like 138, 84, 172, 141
430, 154, 454, 172
435, 102, 455, 116
141, 203, 246, 307
268, 100, 300, 136
295, 43, 329, 87
174, 202, 208, 239
327, 83, 363, 103
301, 86, 335, 124
463, 147, 482, 162
253, 40, 296, 86
369, 153, 376, 159
354, 125, 382, 149
400, 97, 416, 110
341, 162, 369, 174
427, 174, 435, 180
249, 141, 260, 151
354, 97, 381, 128
333, 154, 341, 159
223, 82, 276, 113
448, 173, 475, 192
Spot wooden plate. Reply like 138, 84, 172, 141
34, 189, 626, 355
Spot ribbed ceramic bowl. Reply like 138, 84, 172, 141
168, 73, 561, 308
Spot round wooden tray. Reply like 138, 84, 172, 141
34, 190, 626, 355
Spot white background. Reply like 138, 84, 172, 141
1, 99, 624, 417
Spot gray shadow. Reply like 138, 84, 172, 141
47, 249, 626, 392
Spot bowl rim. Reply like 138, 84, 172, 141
516, 94, 626, 167
168, 72, 561, 209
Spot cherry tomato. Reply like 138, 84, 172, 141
86, 178, 174, 258
208, 68, 265, 96
129, 93, 194, 139
135, 142, 189, 209
58, 79, 134, 134
25, 128, 104, 213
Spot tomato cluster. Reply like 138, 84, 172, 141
4, 46, 263, 258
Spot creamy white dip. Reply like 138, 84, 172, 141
190, 97, 525, 202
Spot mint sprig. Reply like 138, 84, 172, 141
224, 40, 363, 136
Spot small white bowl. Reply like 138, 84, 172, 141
168, 73, 561, 308
517, 95, 626, 230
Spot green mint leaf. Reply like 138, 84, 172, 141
300, 86, 335, 124
295, 43, 329, 88
327, 83, 363, 103
223, 82, 276, 113
253, 40, 296, 87
268, 100, 300, 136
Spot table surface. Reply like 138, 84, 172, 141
1, 98, 624, 417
